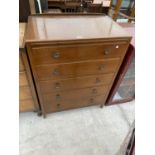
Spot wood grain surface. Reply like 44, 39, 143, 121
25, 15, 131, 117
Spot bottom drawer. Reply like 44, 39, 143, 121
19, 99, 34, 112
43, 95, 106, 113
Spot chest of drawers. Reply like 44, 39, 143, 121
19, 23, 40, 113
25, 14, 131, 117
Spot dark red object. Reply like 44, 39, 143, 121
131, 145, 135, 155
106, 23, 135, 105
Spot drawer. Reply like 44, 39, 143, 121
35, 59, 120, 80
19, 53, 25, 71
31, 43, 127, 65
19, 99, 34, 112
43, 85, 108, 100
39, 73, 114, 93
19, 72, 29, 86
43, 95, 106, 113
19, 86, 32, 100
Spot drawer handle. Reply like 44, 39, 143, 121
55, 82, 60, 89
98, 65, 105, 71
104, 50, 109, 55
90, 98, 94, 103
53, 69, 60, 76
92, 89, 97, 94
52, 52, 60, 59
56, 94, 61, 100
96, 78, 101, 84
57, 103, 61, 107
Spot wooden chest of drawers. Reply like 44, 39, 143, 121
19, 23, 40, 113
25, 14, 131, 117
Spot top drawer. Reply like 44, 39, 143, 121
30, 42, 128, 65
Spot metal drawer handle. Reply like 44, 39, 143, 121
57, 103, 61, 107
55, 82, 60, 89
96, 78, 101, 84
53, 69, 60, 76
92, 89, 97, 94
104, 49, 109, 55
56, 94, 61, 100
52, 52, 60, 59
90, 98, 94, 103
98, 64, 105, 71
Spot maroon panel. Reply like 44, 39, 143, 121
106, 23, 135, 106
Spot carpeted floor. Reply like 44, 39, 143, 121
19, 101, 135, 155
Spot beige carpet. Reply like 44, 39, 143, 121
19, 101, 135, 155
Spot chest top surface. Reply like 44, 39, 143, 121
118, 23, 135, 46
26, 15, 131, 43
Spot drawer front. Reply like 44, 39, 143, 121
19, 72, 29, 86
42, 86, 108, 100
35, 59, 120, 80
19, 99, 34, 112
43, 95, 106, 113
31, 43, 127, 65
19, 86, 33, 100
19, 53, 25, 71
39, 73, 114, 93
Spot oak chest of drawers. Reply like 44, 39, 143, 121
25, 14, 131, 117
19, 23, 40, 113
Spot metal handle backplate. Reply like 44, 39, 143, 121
55, 82, 60, 89
98, 64, 105, 71
57, 103, 61, 108
90, 98, 94, 103
96, 78, 101, 84
56, 94, 61, 100
104, 49, 109, 55
52, 52, 60, 59
53, 69, 60, 76
92, 89, 97, 94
